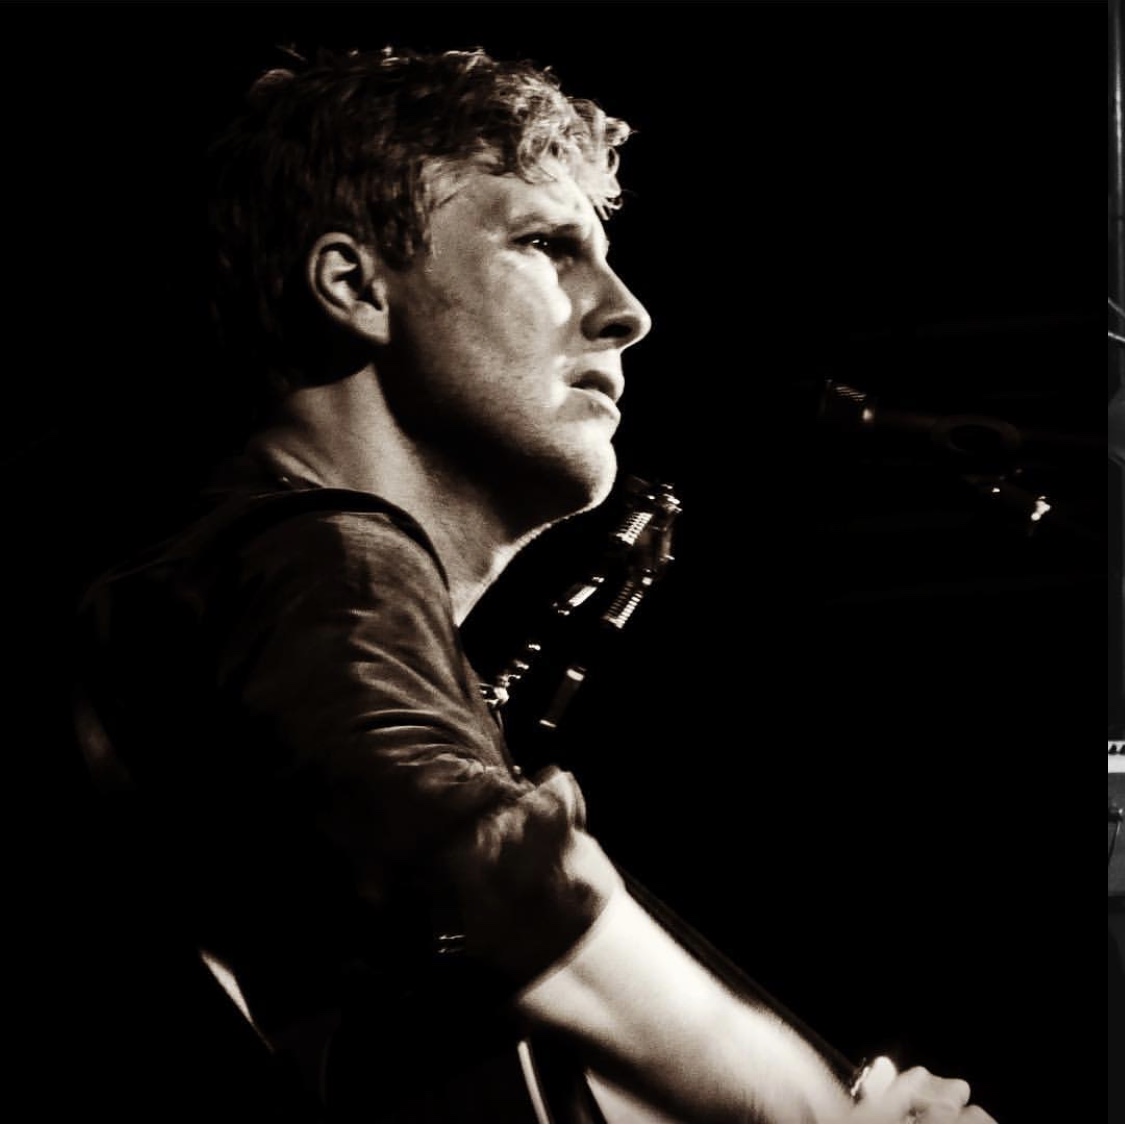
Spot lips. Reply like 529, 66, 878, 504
572, 368, 624, 404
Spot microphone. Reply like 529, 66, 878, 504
812, 378, 1099, 462
804, 377, 1100, 541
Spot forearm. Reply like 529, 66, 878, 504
516, 881, 853, 1124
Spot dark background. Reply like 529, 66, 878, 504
4, 2, 1110, 1122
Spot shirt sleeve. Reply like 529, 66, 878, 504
210, 507, 621, 988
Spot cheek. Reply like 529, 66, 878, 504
503, 292, 574, 377
402, 262, 574, 382
493, 257, 575, 330
450, 291, 571, 380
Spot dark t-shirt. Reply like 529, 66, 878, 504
74, 462, 618, 1113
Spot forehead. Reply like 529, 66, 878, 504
428, 159, 607, 245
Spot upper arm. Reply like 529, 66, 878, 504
215, 510, 516, 856
202, 509, 619, 984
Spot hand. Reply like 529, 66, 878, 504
846, 1056, 996, 1123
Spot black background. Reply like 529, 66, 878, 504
4, 2, 1110, 1122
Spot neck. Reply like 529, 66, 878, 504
247, 370, 546, 624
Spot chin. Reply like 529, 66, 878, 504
561, 441, 618, 509
517, 445, 618, 528
583, 460, 618, 512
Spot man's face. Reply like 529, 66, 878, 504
380, 159, 651, 524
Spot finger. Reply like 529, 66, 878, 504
912, 1100, 972, 1123
928, 1076, 971, 1108
897, 1067, 972, 1109
956, 1105, 996, 1123
908, 1087, 989, 1124
856, 1056, 899, 1102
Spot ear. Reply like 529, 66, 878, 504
306, 232, 391, 345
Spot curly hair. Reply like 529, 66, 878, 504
207, 46, 633, 403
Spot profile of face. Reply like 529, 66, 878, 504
378, 158, 652, 525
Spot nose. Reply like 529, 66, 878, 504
582, 265, 652, 349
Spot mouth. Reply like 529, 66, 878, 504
572, 369, 625, 404
570, 384, 622, 424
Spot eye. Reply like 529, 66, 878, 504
516, 233, 581, 263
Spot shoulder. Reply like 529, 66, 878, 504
238, 496, 443, 589
164, 485, 444, 596
87, 486, 451, 635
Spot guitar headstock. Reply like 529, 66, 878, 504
601, 477, 683, 630
487, 476, 683, 742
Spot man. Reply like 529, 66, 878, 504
74, 46, 992, 1122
